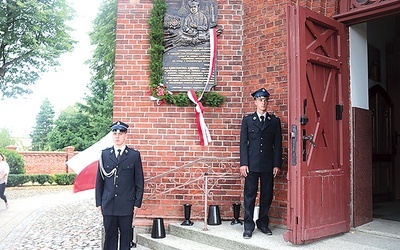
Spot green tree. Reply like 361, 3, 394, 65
0, 0, 75, 99
88, 0, 117, 82
31, 98, 55, 150
0, 128, 16, 148
78, 0, 116, 141
42, 0, 116, 150
46, 105, 92, 151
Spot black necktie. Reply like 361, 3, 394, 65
117, 149, 121, 161
260, 116, 264, 126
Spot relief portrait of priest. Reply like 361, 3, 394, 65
163, 0, 221, 51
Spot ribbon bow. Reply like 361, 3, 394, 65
187, 89, 212, 146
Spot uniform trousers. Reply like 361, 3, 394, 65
103, 214, 132, 250
243, 171, 274, 231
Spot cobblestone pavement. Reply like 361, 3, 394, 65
5, 185, 75, 199
0, 185, 103, 250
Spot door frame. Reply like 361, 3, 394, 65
335, 0, 400, 25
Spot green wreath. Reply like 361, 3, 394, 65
148, 0, 224, 107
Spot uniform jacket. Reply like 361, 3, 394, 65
95, 146, 144, 216
240, 112, 282, 172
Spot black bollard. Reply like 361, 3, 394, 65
181, 204, 194, 226
207, 205, 222, 225
231, 203, 243, 225
151, 218, 166, 239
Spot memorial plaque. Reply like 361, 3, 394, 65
163, 0, 218, 92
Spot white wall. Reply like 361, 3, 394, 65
349, 24, 369, 110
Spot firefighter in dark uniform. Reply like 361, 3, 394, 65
95, 121, 144, 250
239, 88, 282, 239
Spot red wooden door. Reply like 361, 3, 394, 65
285, 5, 351, 244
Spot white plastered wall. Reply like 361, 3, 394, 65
350, 23, 369, 110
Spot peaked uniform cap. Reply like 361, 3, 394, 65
110, 120, 129, 132
188, 0, 199, 7
251, 88, 270, 98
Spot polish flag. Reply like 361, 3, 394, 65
66, 132, 113, 193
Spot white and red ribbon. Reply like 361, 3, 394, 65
199, 28, 218, 100
187, 28, 217, 146
207, 28, 217, 83
187, 89, 212, 146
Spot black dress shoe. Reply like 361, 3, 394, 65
243, 230, 252, 239
258, 226, 272, 235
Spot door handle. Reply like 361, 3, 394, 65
302, 134, 316, 147
291, 125, 297, 166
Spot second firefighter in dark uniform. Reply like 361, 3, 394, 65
95, 121, 144, 250
239, 88, 282, 239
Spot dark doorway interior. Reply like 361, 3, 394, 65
373, 200, 400, 222
368, 14, 400, 222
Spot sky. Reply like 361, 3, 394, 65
0, 0, 101, 141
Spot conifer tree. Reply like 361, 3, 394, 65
30, 98, 55, 150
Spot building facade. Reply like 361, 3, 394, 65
114, 0, 400, 244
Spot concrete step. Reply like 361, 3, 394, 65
136, 220, 287, 250
134, 219, 400, 250
168, 221, 276, 250
137, 233, 222, 250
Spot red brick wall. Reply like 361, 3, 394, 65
114, 0, 338, 226
22, 152, 71, 174
115, 0, 244, 224
6, 146, 77, 175
241, 0, 338, 225
242, 0, 290, 225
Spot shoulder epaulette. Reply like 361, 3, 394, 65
103, 147, 113, 153
245, 112, 256, 117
